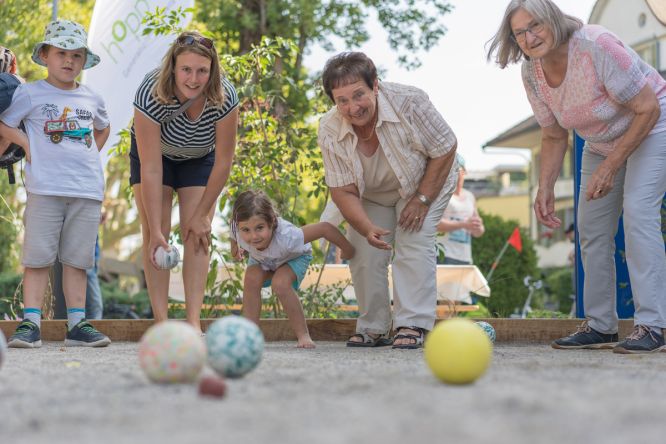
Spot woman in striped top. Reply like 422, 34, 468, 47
130, 31, 239, 333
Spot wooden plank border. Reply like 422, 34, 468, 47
0, 319, 636, 343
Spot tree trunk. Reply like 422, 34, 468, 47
239, 0, 267, 53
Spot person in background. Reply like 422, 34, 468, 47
436, 154, 484, 265
0, 46, 24, 157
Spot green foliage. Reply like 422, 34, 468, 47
142, 6, 194, 36
200, 250, 244, 319
0, 0, 94, 81
364, 0, 453, 69
294, 263, 353, 319
473, 211, 539, 317
194, 0, 452, 70
527, 309, 571, 319
459, 303, 492, 319
543, 266, 574, 314
100, 280, 152, 319
219, 36, 326, 225
0, 272, 22, 319
0, 188, 21, 273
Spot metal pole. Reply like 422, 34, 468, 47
485, 240, 510, 283
52, 0, 58, 21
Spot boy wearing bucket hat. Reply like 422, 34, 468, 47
0, 19, 111, 348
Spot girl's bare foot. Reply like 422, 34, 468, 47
297, 336, 316, 349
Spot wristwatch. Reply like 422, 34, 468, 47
416, 193, 432, 207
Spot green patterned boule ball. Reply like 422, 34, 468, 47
206, 316, 264, 378
475, 321, 496, 343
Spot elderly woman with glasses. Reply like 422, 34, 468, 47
488, 0, 666, 353
131, 31, 239, 333
318, 52, 458, 349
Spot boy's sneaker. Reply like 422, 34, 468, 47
7, 319, 42, 348
613, 325, 665, 354
551, 320, 618, 349
65, 320, 111, 347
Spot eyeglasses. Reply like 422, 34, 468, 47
511, 21, 545, 43
176, 35, 214, 49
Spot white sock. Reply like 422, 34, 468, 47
23, 308, 42, 327
67, 308, 86, 330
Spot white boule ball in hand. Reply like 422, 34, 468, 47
155, 245, 180, 270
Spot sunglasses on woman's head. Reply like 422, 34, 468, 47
176, 35, 214, 49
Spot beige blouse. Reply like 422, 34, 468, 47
358, 146, 401, 207
318, 81, 457, 223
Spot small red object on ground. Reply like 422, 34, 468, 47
198, 375, 227, 398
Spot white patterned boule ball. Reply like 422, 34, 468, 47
0, 330, 7, 370
138, 321, 206, 383
155, 245, 180, 270
206, 316, 264, 378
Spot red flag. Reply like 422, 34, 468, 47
508, 227, 522, 253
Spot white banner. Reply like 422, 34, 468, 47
82, 0, 195, 166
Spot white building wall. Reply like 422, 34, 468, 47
591, 0, 666, 71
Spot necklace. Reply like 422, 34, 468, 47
357, 110, 378, 142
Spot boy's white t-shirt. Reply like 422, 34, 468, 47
0, 80, 109, 201
232, 217, 313, 271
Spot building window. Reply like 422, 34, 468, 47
633, 40, 658, 69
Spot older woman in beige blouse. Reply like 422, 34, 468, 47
318, 52, 458, 349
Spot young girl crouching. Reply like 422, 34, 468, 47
230, 190, 355, 348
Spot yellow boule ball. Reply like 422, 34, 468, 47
424, 318, 493, 385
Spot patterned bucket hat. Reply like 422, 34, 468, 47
31, 20, 100, 70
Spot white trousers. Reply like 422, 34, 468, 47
347, 190, 451, 334
579, 131, 666, 333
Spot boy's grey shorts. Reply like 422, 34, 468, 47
22, 193, 101, 270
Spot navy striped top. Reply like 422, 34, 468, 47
132, 68, 239, 160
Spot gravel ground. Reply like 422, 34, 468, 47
1, 341, 665, 444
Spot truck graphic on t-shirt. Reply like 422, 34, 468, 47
44, 117, 93, 148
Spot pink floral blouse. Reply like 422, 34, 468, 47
522, 25, 666, 156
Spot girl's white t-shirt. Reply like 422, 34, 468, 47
232, 217, 312, 271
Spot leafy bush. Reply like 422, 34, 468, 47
459, 303, 492, 319
527, 309, 571, 319
472, 211, 539, 317
0, 184, 21, 273
297, 263, 354, 319
543, 266, 574, 314
100, 280, 152, 319
0, 271, 22, 319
